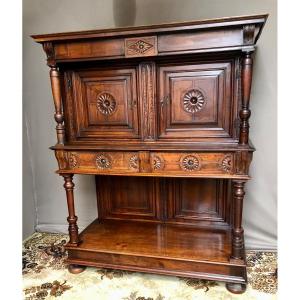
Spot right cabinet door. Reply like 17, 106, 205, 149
157, 61, 237, 141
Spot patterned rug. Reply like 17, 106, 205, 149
23, 233, 277, 300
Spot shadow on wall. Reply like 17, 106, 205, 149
113, 0, 136, 27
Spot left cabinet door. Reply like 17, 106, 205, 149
63, 67, 140, 142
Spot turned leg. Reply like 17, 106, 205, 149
62, 174, 80, 245
231, 180, 246, 260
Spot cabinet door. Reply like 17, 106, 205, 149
158, 61, 236, 141
64, 67, 140, 141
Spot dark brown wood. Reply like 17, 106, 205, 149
231, 180, 246, 260
62, 174, 80, 245
33, 15, 267, 294
50, 67, 65, 145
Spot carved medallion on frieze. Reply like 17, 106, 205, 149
96, 92, 116, 115
180, 155, 201, 171
95, 153, 112, 169
129, 155, 139, 170
152, 155, 164, 170
125, 36, 157, 57
220, 155, 232, 173
183, 89, 206, 113
68, 153, 79, 169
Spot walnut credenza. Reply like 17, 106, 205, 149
32, 14, 267, 294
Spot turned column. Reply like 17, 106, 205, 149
231, 180, 246, 260
239, 51, 253, 145
62, 174, 80, 245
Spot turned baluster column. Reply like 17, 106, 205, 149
239, 51, 253, 145
43, 42, 65, 145
50, 66, 65, 145
62, 174, 80, 245
231, 180, 246, 260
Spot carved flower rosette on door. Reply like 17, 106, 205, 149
96, 92, 117, 115
183, 89, 206, 114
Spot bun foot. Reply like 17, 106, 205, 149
226, 283, 246, 294
68, 264, 86, 274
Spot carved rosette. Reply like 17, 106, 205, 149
68, 153, 79, 169
129, 155, 139, 170
220, 155, 232, 173
183, 89, 205, 113
180, 155, 201, 171
128, 40, 153, 54
152, 155, 164, 170
96, 93, 116, 115
95, 153, 112, 169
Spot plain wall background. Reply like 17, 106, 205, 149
23, 0, 277, 249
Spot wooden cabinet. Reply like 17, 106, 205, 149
33, 14, 267, 294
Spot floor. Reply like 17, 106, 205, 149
23, 232, 277, 300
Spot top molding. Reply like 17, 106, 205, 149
32, 14, 268, 66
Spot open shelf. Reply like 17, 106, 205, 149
66, 219, 246, 283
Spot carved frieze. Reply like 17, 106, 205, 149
68, 153, 79, 169
243, 24, 256, 45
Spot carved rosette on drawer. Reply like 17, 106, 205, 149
68, 153, 79, 169
152, 155, 165, 171
95, 153, 113, 169
129, 155, 139, 170
219, 155, 233, 173
180, 155, 201, 171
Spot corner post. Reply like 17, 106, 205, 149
62, 174, 80, 245
231, 180, 246, 260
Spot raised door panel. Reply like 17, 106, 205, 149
96, 176, 161, 221
158, 61, 236, 141
64, 67, 140, 141
166, 178, 230, 226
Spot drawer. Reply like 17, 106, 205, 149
150, 152, 234, 175
63, 151, 140, 174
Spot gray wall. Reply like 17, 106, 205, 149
23, 0, 277, 249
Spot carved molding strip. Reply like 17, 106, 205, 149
129, 155, 139, 170
96, 92, 117, 115
180, 155, 201, 171
152, 155, 165, 170
125, 36, 157, 57
183, 89, 206, 113
140, 63, 156, 140
95, 153, 112, 169
243, 25, 256, 45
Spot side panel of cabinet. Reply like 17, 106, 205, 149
63, 67, 140, 141
157, 60, 237, 141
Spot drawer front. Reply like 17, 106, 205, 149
64, 151, 140, 173
56, 151, 235, 176
150, 152, 234, 175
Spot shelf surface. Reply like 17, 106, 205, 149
71, 219, 232, 263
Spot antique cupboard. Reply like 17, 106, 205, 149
32, 14, 267, 293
